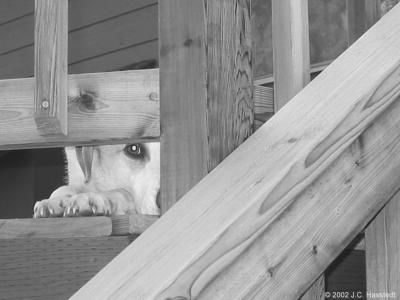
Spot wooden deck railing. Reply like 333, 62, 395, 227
1, 1, 400, 299
70, 3, 400, 299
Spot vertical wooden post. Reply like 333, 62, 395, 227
347, 0, 381, 46
272, 1, 319, 299
364, 3, 399, 300
365, 192, 400, 300
159, 0, 253, 213
271, 0, 310, 111
34, 0, 68, 135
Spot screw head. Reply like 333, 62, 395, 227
149, 92, 159, 101
41, 100, 49, 109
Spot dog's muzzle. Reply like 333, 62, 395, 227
75, 146, 94, 183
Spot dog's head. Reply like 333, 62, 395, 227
74, 142, 160, 215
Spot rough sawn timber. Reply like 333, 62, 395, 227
72, 4, 400, 300
159, 0, 253, 213
34, 0, 68, 135
0, 69, 159, 150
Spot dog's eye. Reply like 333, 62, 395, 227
124, 144, 144, 159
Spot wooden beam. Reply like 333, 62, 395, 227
0, 69, 159, 150
34, 0, 68, 135
159, 0, 253, 213
365, 191, 400, 300
0, 217, 111, 238
0, 237, 131, 300
0, 215, 157, 238
271, 1, 321, 298
364, 4, 399, 300
71, 5, 400, 299
272, 0, 310, 110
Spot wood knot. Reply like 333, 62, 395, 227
184, 38, 193, 47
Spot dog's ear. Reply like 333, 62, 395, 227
75, 146, 94, 183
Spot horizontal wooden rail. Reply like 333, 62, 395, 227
0, 217, 111, 238
71, 4, 400, 299
0, 69, 159, 150
0, 215, 158, 238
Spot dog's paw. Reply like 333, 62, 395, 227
61, 192, 112, 217
34, 198, 65, 218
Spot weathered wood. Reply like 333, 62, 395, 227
364, 4, 399, 300
365, 0, 381, 29
365, 191, 400, 300
0, 0, 157, 56
0, 69, 159, 150
0, 237, 131, 300
159, 0, 253, 213
300, 276, 325, 300
272, 1, 319, 298
159, 0, 207, 213
272, 0, 310, 110
34, 0, 68, 135
347, 0, 381, 45
254, 60, 333, 86
0, 217, 111, 238
72, 5, 400, 300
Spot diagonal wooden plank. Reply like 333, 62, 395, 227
71, 4, 400, 300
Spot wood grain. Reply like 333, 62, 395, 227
159, 0, 208, 213
0, 69, 159, 149
0, 217, 112, 238
300, 276, 325, 300
72, 4, 400, 300
159, 0, 253, 213
271, 1, 320, 298
365, 191, 400, 299
34, 0, 68, 135
347, 0, 381, 45
0, 237, 131, 300
272, 0, 310, 111
205, 0, 253, 171
364, 4, 399, 300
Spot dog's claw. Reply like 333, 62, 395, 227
48, 208, 54, 215
92, 206, 96, 215
73, 207, 78, 215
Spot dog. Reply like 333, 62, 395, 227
33, 142, 160, 232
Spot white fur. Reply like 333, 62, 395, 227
34, 142, 160, 218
